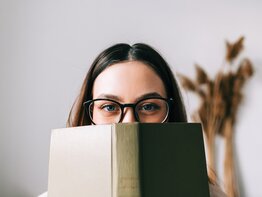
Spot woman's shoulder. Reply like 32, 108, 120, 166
209, 183, 227, 197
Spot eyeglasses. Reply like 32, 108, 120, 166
83, 97, 173, 125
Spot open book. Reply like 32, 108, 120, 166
47, 123, 210, 197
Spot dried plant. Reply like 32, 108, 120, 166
179, 36, 254, 197
226, 36, 245, 63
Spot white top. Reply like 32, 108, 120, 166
38, 192, 47, 197
38, 184, 227, 197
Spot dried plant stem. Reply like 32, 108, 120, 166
206, 70, 223, 174
206, 128, 216, 181
223, 118, 239, 197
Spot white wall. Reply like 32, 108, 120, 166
0, 0, 261, 196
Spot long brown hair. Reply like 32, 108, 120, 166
67, 43, 187, 127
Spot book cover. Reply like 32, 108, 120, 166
47, 123, 210, 197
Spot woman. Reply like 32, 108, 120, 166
39, 43, 226, 197
66, 43, 226, 197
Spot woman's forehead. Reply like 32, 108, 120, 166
92, 61, 167, 101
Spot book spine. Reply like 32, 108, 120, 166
112, 124, 141, 197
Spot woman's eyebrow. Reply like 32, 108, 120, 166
96, 92, 163, 103
96, 94, 123, 102
135, 92, 163, 102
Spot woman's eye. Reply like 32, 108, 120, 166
101, 104, 118, 112
140, 103, 160, 111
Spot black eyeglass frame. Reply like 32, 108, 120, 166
83, 97, 174, 125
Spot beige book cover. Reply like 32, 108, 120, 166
48, 123, 140, 197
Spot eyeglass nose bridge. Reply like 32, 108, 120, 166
119, 103, 139, 122
121, 103, 136, 108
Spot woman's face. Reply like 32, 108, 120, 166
92, 61, 167, 123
